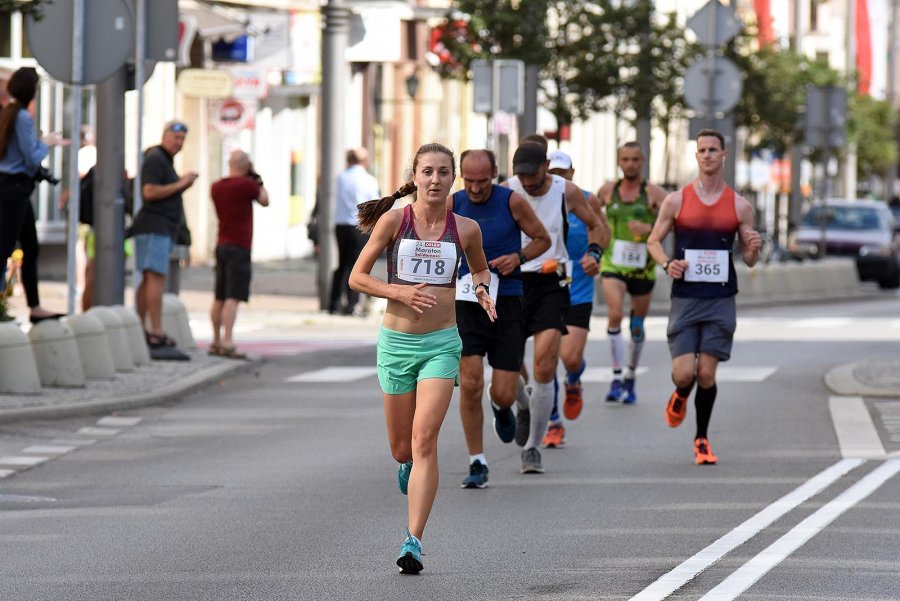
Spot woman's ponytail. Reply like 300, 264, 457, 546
356, 181, 416, 233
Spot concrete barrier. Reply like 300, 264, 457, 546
0, 323, 42, 394
109, 305, 151, 366
162, 293, 195, 350
65, 313, 116, 379
87, 307, 134, 372
28, 319, 86, 388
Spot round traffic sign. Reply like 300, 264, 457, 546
683, 56, 743, 116
25, 0, 133, 85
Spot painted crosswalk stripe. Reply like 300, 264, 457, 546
628, 458, 863, 601
76, 427, 120, 437
97, 416, 142, 427
829, 396, 886, 459
0, 456, 49, 467
285, 367, 378, 383
714, 367, 778, 382
581, 367, 649, 383
0, 469, 15, 479
22, 445, 76, 455
50, 438, 97, 446
698, 459, 900, 601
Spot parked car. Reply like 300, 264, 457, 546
789, 199, 900, 289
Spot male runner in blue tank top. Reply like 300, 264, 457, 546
451, 149, 550, 488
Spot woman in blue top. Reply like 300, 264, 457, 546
0, 67, 67, 323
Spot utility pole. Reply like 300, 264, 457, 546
635, 0, 653, 180
319, 0, 350, 310
788, 0, 805, 235
885, 0, 898, 199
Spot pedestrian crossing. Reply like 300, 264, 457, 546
284, 365, 780, 384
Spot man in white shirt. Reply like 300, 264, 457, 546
330, 147, 380, 315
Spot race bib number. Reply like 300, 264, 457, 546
684, 249, 729, 283
397, 239, 457, 285
611, 240, 647, 269
455, 272, 499, 303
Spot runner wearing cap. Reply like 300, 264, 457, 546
502, 141, 609, 473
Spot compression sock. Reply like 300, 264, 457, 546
695, 383, 717, 440
515, 374, 530, 410
566, 358, 586, 386
525, 380, 555, 450
548, 374, 561, 423
608, 328, 625, 373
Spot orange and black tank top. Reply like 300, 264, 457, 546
671, 184, 740, 299
387, 204, 463, 288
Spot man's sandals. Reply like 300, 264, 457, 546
207, 343, 248, 360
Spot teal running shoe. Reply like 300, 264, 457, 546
397, 460, 412, 495
397, 529, 423, 574
491, 402, 516, 443
461, 459, 489, 488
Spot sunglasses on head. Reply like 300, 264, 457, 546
168, 123, 188, 133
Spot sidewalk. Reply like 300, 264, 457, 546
1, 257, 897, 424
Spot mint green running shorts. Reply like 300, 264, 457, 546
376, 325, 463, 395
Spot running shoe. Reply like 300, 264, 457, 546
491, 402, 516, 444
397, 460, 412, 495
515, 406, 531, 447
542, 422, 566, 448
694, 437, 718, 465
623, 378, 637, 404
461, 460, 489, 488
563, 381, 583, 420
606, 378, 626, 402
397, 529, 423, 574
664, 390, 688, 428
520, 447, 544, 473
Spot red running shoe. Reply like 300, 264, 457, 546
665, 390, 688, 428
694, 437, 718, 465
563, 381, 583, 420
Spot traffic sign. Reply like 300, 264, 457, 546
472, 59, 525, 115
804, 86, 848, 149
25, 0, 133, 85
687, 0, 741, 48
684, 55, 742, 116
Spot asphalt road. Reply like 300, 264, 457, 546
1, 297, 899, 600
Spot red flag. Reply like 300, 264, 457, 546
754, 0, 774, 47
856, 0, 872, 95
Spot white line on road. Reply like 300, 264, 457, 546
698, 459, 900, 601
76, 427, 120, 437
714, 367, 778, 382
97, 416, 142, 427
627, 458, 863, 601
829, 396, 886, 459
581, 367, 649, 383
284, 367, 378, 383
0, 469, 15, 479
22, 445, 76, 455
0, 456, 49, 467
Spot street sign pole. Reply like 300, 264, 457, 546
65, 0, 84, 315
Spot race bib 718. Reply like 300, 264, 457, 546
396, 239, 457, 285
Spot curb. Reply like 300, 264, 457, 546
824, 360, 900, 398
0, 357, 260, 425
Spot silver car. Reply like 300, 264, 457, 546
789, 199, 900, 289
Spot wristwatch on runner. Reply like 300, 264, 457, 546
662, 259, 671, 274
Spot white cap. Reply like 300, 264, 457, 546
547, 149, 572, 171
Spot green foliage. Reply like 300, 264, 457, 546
0, 0, 52, 19
848, 93, 898, 178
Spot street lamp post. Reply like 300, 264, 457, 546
318, 0, 350, 311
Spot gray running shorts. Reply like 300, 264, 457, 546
666, 296, 737, 361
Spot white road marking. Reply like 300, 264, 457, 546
829, 396, 886, 459
0, 456, 50, 467
698, 459, 900, 601
627, 458, 863, 601
0, 469, 15, 479
97, 416, 142, 427
50, 438, 97, 446
22, 445, 76, 455
787, 317, 853, 329
76, 427, 120, 437
581, 367, 649, 383
714, 367, 777, 382
284, 367, 378, 383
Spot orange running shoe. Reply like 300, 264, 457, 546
694, 438, 718, 465
563, 381, 583, 420
664, 391, 688, 428
542, 422, 566, 448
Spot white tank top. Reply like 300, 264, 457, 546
507, 174, 569, 273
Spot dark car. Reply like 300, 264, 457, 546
789, 199, 900, 289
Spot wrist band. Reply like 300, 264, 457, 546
475, 282, 490, 295
517, 250, 527, 265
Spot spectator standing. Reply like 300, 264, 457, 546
208, 150, 268, 359
0, 67, 68, 324
131, 120, 197, 359
330, 147, 380, 315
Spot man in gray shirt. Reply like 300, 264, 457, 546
329, 147, 379, 315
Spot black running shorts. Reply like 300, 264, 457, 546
456, 295, 524, 372
521, 272, 569, 337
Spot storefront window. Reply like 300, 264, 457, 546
0, 12, 11, 57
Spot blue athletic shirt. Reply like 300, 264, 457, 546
566, 189, 594, 305
452, 185, 523, 296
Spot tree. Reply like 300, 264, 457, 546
0, 0, 52, 18
848, 93, 898, 179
